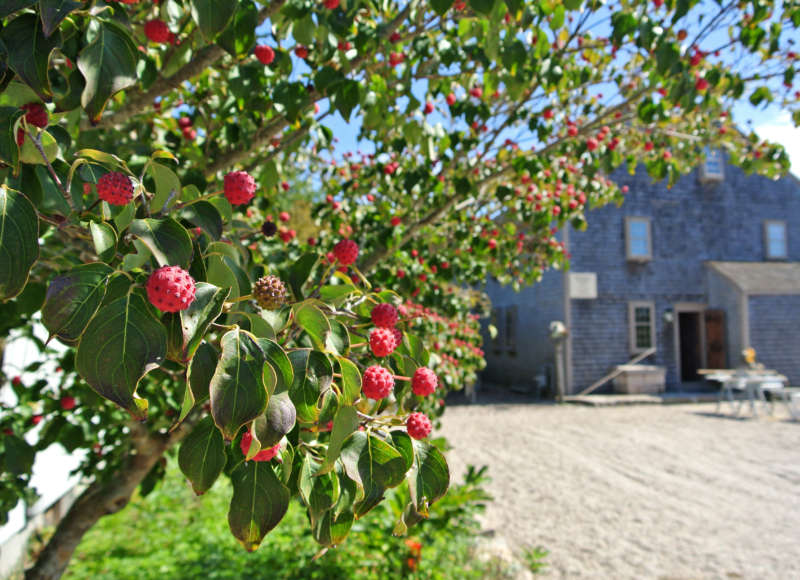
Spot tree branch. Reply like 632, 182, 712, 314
87, 3, 285, 130
25, 417, 199, 580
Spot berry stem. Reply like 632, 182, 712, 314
175, 190, 223, 209
225, 294, 253, 305
350, 342, 366, 348
392, 375, 411, 382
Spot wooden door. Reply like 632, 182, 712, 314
704, 309, 726, 369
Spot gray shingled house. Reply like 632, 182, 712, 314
483, 152, 800, 395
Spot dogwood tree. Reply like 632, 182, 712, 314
0, 0, 796, 578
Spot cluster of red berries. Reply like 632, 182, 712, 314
333, 239, 359, 265
223, 170, 256, 206
178, 116, 196, 141
16, 102, 49, 145
97, 171, 134, 206
144, 20, 178, 45
145, 266, 196, 312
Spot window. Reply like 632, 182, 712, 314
504, 305, 517, 355
625, 217, 652, 261
628, 302, 655, 354
764, 220, 787, 259
699, 147, 724, 182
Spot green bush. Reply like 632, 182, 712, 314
60, 462, 515, 580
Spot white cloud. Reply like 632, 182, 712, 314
752, 112, 800, 177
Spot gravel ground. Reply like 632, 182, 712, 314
440, 388, 800, 580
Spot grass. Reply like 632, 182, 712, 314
53, 461, 523, 580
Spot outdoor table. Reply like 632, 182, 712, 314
705, 370, 792, 418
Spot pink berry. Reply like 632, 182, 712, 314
146, 266, 196, 312
223, 171, 256, 206
411, 367, 438, 396
97, 172, 134, 206
279, 211, 290, 222
144, 20, 170, 44
370, 327, 397, 357
362, 365, 394, 399
406, 412, 432, 440
333, 239, 359, 265
391, 327, 403, 346
254, 45, 275, 65
371, 303, 398, 328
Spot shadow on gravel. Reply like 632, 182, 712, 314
691, 410, 800, 424
445, 381, 556, 407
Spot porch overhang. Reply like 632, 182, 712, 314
706, 261, 800, 295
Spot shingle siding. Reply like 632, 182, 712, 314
484, 155, 800, 394
748, 295, 800, 384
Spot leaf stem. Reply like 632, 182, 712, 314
27, 128, 76, 212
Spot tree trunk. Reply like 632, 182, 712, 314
25, 420, 195, 580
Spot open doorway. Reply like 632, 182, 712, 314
678, 312, 704, 381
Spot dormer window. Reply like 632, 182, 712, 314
699, 147, 724, 183
764, 220, 788, 260
625, 217, 652, 261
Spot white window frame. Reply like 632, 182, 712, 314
764, 220, 788, 260
628, 301, 656, 354
625, 217, 652, 262
699, 147, 724, 182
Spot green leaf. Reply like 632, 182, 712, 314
178, 416, 226, 495
339, 431, 408, 517
190, 0, 237, 40
469, 0, 495, 15
0, 186, 39, 302
18, 129, 60, 166
288, 252, 318, 300
75, 294, 167, 419
89, 221, 117, 263
319, 283, 358, 304
430, 0, 454, 15
273, 81, 308, 123
206, 254, 239, 299
408, 438, 449, 516
147, 162, 182, 212
0, 1, 36, 19
256, 338, 294, 394
326, 319, 350, 356
179, 341, 218, 424
218, 0, 257, 58
41, 263, 113, 344
317, 405, 359, 475
336, 357, 361, 405
4, 434, 34, 475
0, 13, 60, 100
287, 349, 333, 424
228, 459, 290, 552
179, 201, 223, 240
0, 107, 23, 169
333, 80, 360, 122
294, 302, 331, 351
77, 19, 138, 121
253, 391, 296, 448
312, 507, 354, 547
179, 282, 230, 361
129, 217, 193, 269
210, 328, 269, 440
39, 0, 82, 38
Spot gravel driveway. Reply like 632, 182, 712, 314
440, 390, 800, 579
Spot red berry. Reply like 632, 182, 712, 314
695, 77, 709, 91
469, 86, 483, 98
389, 52, 404, 67
411, 367, 438, 396
362, 365, 394, 399
446, 93, 457, 106
371, 303, 398, 328
32, 415, 43, 426
178, 116, 192, 128
663, 151, 672, 160
391, 216, 401, 226
567, 124, 578, 137
370, 327, 397, 357
240, 432, 281, 462
97, 172, 134, 206
644, 141, 654, 151
223, 170, 256, 206
295, 45, 309, 59
333, 239, 359, 265
144, 20, 171, 44
424, 101, 434, 114
586, 137, 599, 151
406, 412, 432, 440
21, 103, 48, 128
146, 266, 196, 312
323, 0, 339, 8
255, 45, 275, 65
11, 376, 21, 386
279, 211, 290, 222
60, 396, 76, 411
543, 108, 554, 120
